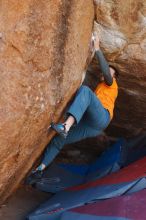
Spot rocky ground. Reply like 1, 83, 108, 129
0, 185, 50, 220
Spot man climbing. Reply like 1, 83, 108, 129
34, 35, 119, 173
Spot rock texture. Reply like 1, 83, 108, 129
1, 0, 146, 204
89, 0, 146, 136
0, 0, 94, 203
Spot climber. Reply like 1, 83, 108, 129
33, 34, 119, 173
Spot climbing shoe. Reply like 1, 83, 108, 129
26, 170, 43, 186
51, 122, 68, 138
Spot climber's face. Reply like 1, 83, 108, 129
100, 76, 104, 82
100, 67, 115, 82
100, 66, 117, 82
109, 67, 116, 78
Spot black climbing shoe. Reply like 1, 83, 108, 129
26, 170, 43, 185
51, 122, 68, 138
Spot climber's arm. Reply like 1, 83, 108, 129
94, 36, 113, 86
95, 50, 113, 86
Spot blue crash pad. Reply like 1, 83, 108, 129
34, 134, 146, 193
27, 156, 146, 220
34, 138, 126, 193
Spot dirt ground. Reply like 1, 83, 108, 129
0, 185, 50, 220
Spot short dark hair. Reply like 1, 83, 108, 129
109, 65, 119, 78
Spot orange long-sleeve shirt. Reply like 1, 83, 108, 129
95, 79, 118, 119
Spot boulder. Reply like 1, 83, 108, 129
1, 0, 146, 204
0, 0, 94, 203
91, 0, 146, 136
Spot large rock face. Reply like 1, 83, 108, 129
0, 0, 94, 203
90, 0, 146, 136
1, 0, 146, 204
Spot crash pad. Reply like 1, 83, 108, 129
32, 138, 126, 192
27, 156, 146, 220
30, 135, 146, 193
61, 189, 146, 220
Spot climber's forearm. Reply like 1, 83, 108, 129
95, 49, 113, 86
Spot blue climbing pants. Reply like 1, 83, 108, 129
42, 86, 110, 167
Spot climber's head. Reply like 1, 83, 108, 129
100, 65, 119, 82
109, 65, 119, 79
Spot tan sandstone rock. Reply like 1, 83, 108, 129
1, 0, 146, 204
91, 0, 146, 136
0, 0, 94, 203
